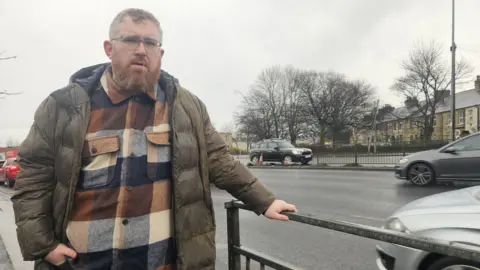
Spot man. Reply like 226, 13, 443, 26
11, 8, 296, 270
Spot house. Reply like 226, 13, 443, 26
375, 75, 480, 144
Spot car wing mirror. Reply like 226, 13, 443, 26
443, 147, 457, 154
274, 147, 280, 151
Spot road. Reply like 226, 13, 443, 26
211, 169, 462, 270
0, 170, 465, 270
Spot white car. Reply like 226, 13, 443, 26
376, 186, 480, 270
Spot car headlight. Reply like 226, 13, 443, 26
398, 158, 409, 164
292, 149, 302, 155
384, 217, 411, 233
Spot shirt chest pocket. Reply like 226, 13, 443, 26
80, 135, 120, 190
146, 131, 172, 181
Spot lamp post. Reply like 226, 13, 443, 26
450, 0, 456, 141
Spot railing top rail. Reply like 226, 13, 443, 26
225, 200, 480, 262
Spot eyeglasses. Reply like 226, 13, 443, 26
111, 35, 162, 54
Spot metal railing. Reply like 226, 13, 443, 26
225, 200, 480, 270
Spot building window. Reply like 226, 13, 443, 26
459, 110, 465, 125
409, 120, 414, 129
393, 122, 397, 130
398, 121, 403, 130
433, 116, 436, 127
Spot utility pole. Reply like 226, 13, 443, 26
450, 0, 456, 141
373, 99, 380, 153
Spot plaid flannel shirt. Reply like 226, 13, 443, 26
65, 67, 175, 270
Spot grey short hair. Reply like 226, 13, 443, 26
109, 8, 163, 44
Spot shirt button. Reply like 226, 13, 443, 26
126, 186, 133, 191
91, 147, 97, 154
122, 219, 129, 225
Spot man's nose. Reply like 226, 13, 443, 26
135, 42, 147, 55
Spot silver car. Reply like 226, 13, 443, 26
394, 132, 480, 186
376, 186, 480, 270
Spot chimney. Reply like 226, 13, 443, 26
404, 97, 418, 109
475, 75, 480, 92
437, 90, 450, 98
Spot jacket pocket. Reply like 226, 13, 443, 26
80, 135, 120, 189
145, 131, 171, 181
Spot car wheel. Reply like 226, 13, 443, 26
282, 155, 293, 165
251, 156, 259, 165
408, 163, 435, 186
427, 256, 480, 270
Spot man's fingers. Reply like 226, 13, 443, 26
59, 245, 77, 258
274, 213, 289, 221
284, 203, 297, 212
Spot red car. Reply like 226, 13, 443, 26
0, 158, 20, 188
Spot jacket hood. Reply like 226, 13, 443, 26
69, 62, 179, 97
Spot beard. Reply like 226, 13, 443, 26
111, 60, 161, 94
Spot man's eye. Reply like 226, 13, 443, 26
123, 38, 140, 44
144, 41, 157, 46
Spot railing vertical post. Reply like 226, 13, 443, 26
226, 202, 241, 270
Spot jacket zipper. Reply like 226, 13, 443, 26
169, 80, 178, 268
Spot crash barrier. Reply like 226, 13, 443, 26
225, 200, 480, 270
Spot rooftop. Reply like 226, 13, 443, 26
381, 87, 480, 123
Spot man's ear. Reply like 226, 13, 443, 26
104, 40, 113, 59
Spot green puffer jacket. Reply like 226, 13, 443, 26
11, 63, 275, 270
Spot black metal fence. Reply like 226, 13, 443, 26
304, 139, 452, 166
225, 200, 480, 270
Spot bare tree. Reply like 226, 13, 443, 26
298, 70, 328, 145
252, 66, 286, 138
279, 66, 309, 144
5, 137, 19, 148
391, 40, 473, 140
0, 51, 22, 98
301, 71, 374, 146
235, 66, 287, 141
235, 91, 274, 141
236, 66, 375, 147
322, 79, 374, 145
0, 51, 16, 61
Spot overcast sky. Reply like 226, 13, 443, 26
0, 0, 479, 146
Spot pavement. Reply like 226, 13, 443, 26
0, 235, 13, 270
0, 188, 33, 270
0, 170, 465, 270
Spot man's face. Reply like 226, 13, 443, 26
103, 17, 164, 93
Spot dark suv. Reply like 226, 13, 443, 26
249, 139, 313, 165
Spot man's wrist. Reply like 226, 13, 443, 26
41, 241, 61, 259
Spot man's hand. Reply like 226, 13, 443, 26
264, 199, 297, 221
44, 244, 77, 266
